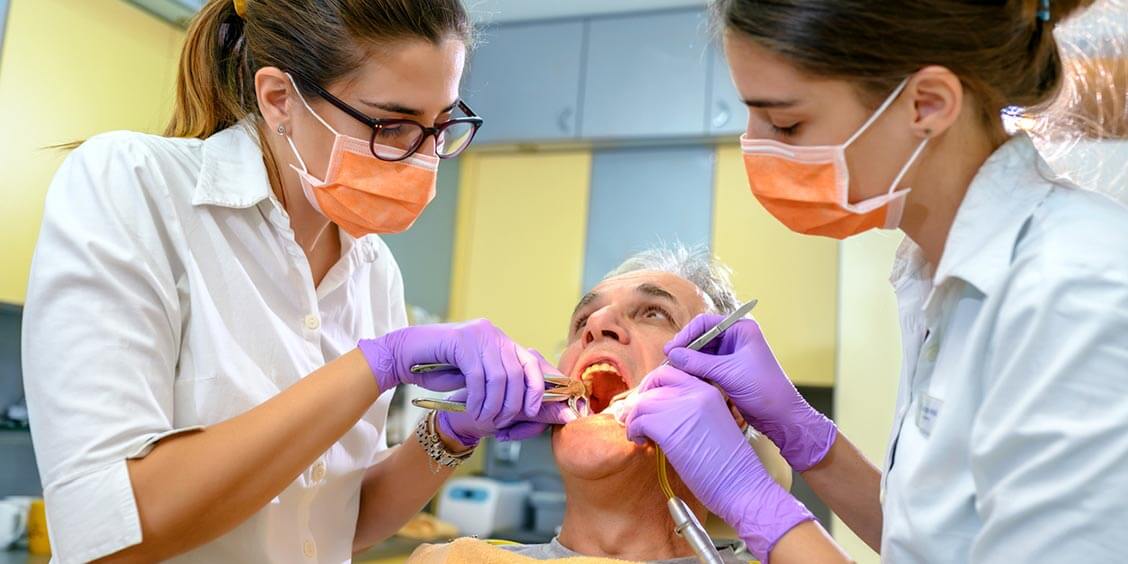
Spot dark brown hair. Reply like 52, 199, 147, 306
715, 0, 1096, 127
166, 0, 472, 140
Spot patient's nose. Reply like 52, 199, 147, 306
582, 308, 629, 346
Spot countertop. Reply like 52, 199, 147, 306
2, 546, 413, 564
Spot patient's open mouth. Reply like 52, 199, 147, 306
580, 361, 630, 414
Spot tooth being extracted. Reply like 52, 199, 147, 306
563, 378, 592, 415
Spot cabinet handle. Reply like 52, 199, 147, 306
712, 101, 731, 129
557, 107, 574, 133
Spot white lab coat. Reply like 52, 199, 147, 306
880, 134, 1128, 562
22, 121, 407, 563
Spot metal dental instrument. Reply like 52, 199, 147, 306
409, 364, 589, 415
678, 298, 758, 355
611, 298, 758, 564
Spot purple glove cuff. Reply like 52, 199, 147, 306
436, 411, 480, 450
765, 414, 839, 472
733, 483, 818, 563
357, 337, 399, 394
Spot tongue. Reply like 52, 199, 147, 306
588, 371, 629, 413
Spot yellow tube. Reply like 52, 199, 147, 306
657, 448, 676, 500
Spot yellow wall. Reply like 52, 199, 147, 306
449, 150, 592, 359
711, 145, 839, 387
831, 231, 903, 562
0, 0, 184, 303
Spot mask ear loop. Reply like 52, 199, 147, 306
886, 137, 930, 196
842, 77, 930, 197
283, 73, 340, 177
843, 78, 911, 148
281, 73, 339, 244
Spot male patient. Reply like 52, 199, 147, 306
411, 246, 791, 563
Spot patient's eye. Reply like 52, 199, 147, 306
572, 313, 590, 333
639, 305, 673, 324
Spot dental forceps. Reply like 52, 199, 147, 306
409, 363, 589, 415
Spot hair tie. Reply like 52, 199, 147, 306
233, 0, 247, 18
1037, 0, 1051, 23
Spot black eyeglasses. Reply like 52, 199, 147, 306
290, 73, 483, 162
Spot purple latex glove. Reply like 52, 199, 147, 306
438, 348, 579, 448
624, 365, 815, 561
358, 320, 545, 426
439, 390, 579, 447
663, 314, 837, 472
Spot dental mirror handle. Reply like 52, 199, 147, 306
607, 299, 758, 423
682, 299, 758, 352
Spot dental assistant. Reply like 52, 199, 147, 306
626, 1, 1128, 563
21, 1, 569, 562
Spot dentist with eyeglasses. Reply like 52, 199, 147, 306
22, 1, 571, 562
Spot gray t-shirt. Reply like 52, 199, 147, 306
500, 537, 751, 563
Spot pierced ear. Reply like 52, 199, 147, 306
908, 66, 963, 139
255, 66, 294, 135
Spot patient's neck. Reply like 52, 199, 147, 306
556, 456, 702, 561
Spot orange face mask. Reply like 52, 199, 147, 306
285, 75, 438, 238
741, 79, 928, 240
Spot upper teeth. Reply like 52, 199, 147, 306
580, 362, 619, 381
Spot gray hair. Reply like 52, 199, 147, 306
604, 244, 739, 314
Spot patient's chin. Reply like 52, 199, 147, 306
552, 413, 649, 480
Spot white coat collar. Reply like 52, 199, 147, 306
191, 118, 272, 208
930, 133, 1057, 298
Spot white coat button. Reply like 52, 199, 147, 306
304, 314, 320, 331
312, 461, 326, 482
303, 539, 316, 558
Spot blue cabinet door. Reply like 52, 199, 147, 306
465, 20, 586, 144
707, 42, 747, 136
582, 145, 715, 291
580, 9, 709, 139
0, 0, 9, 67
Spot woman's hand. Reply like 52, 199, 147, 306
437, 389, 578, 449
663, 314, 837, 471
437, 348, 578, 449
437, 347, 582, 448
624, 365, 815, 561
360, 326, 577, 448
358, 319, 547, 425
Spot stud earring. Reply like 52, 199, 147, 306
276, 124, 286, 136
